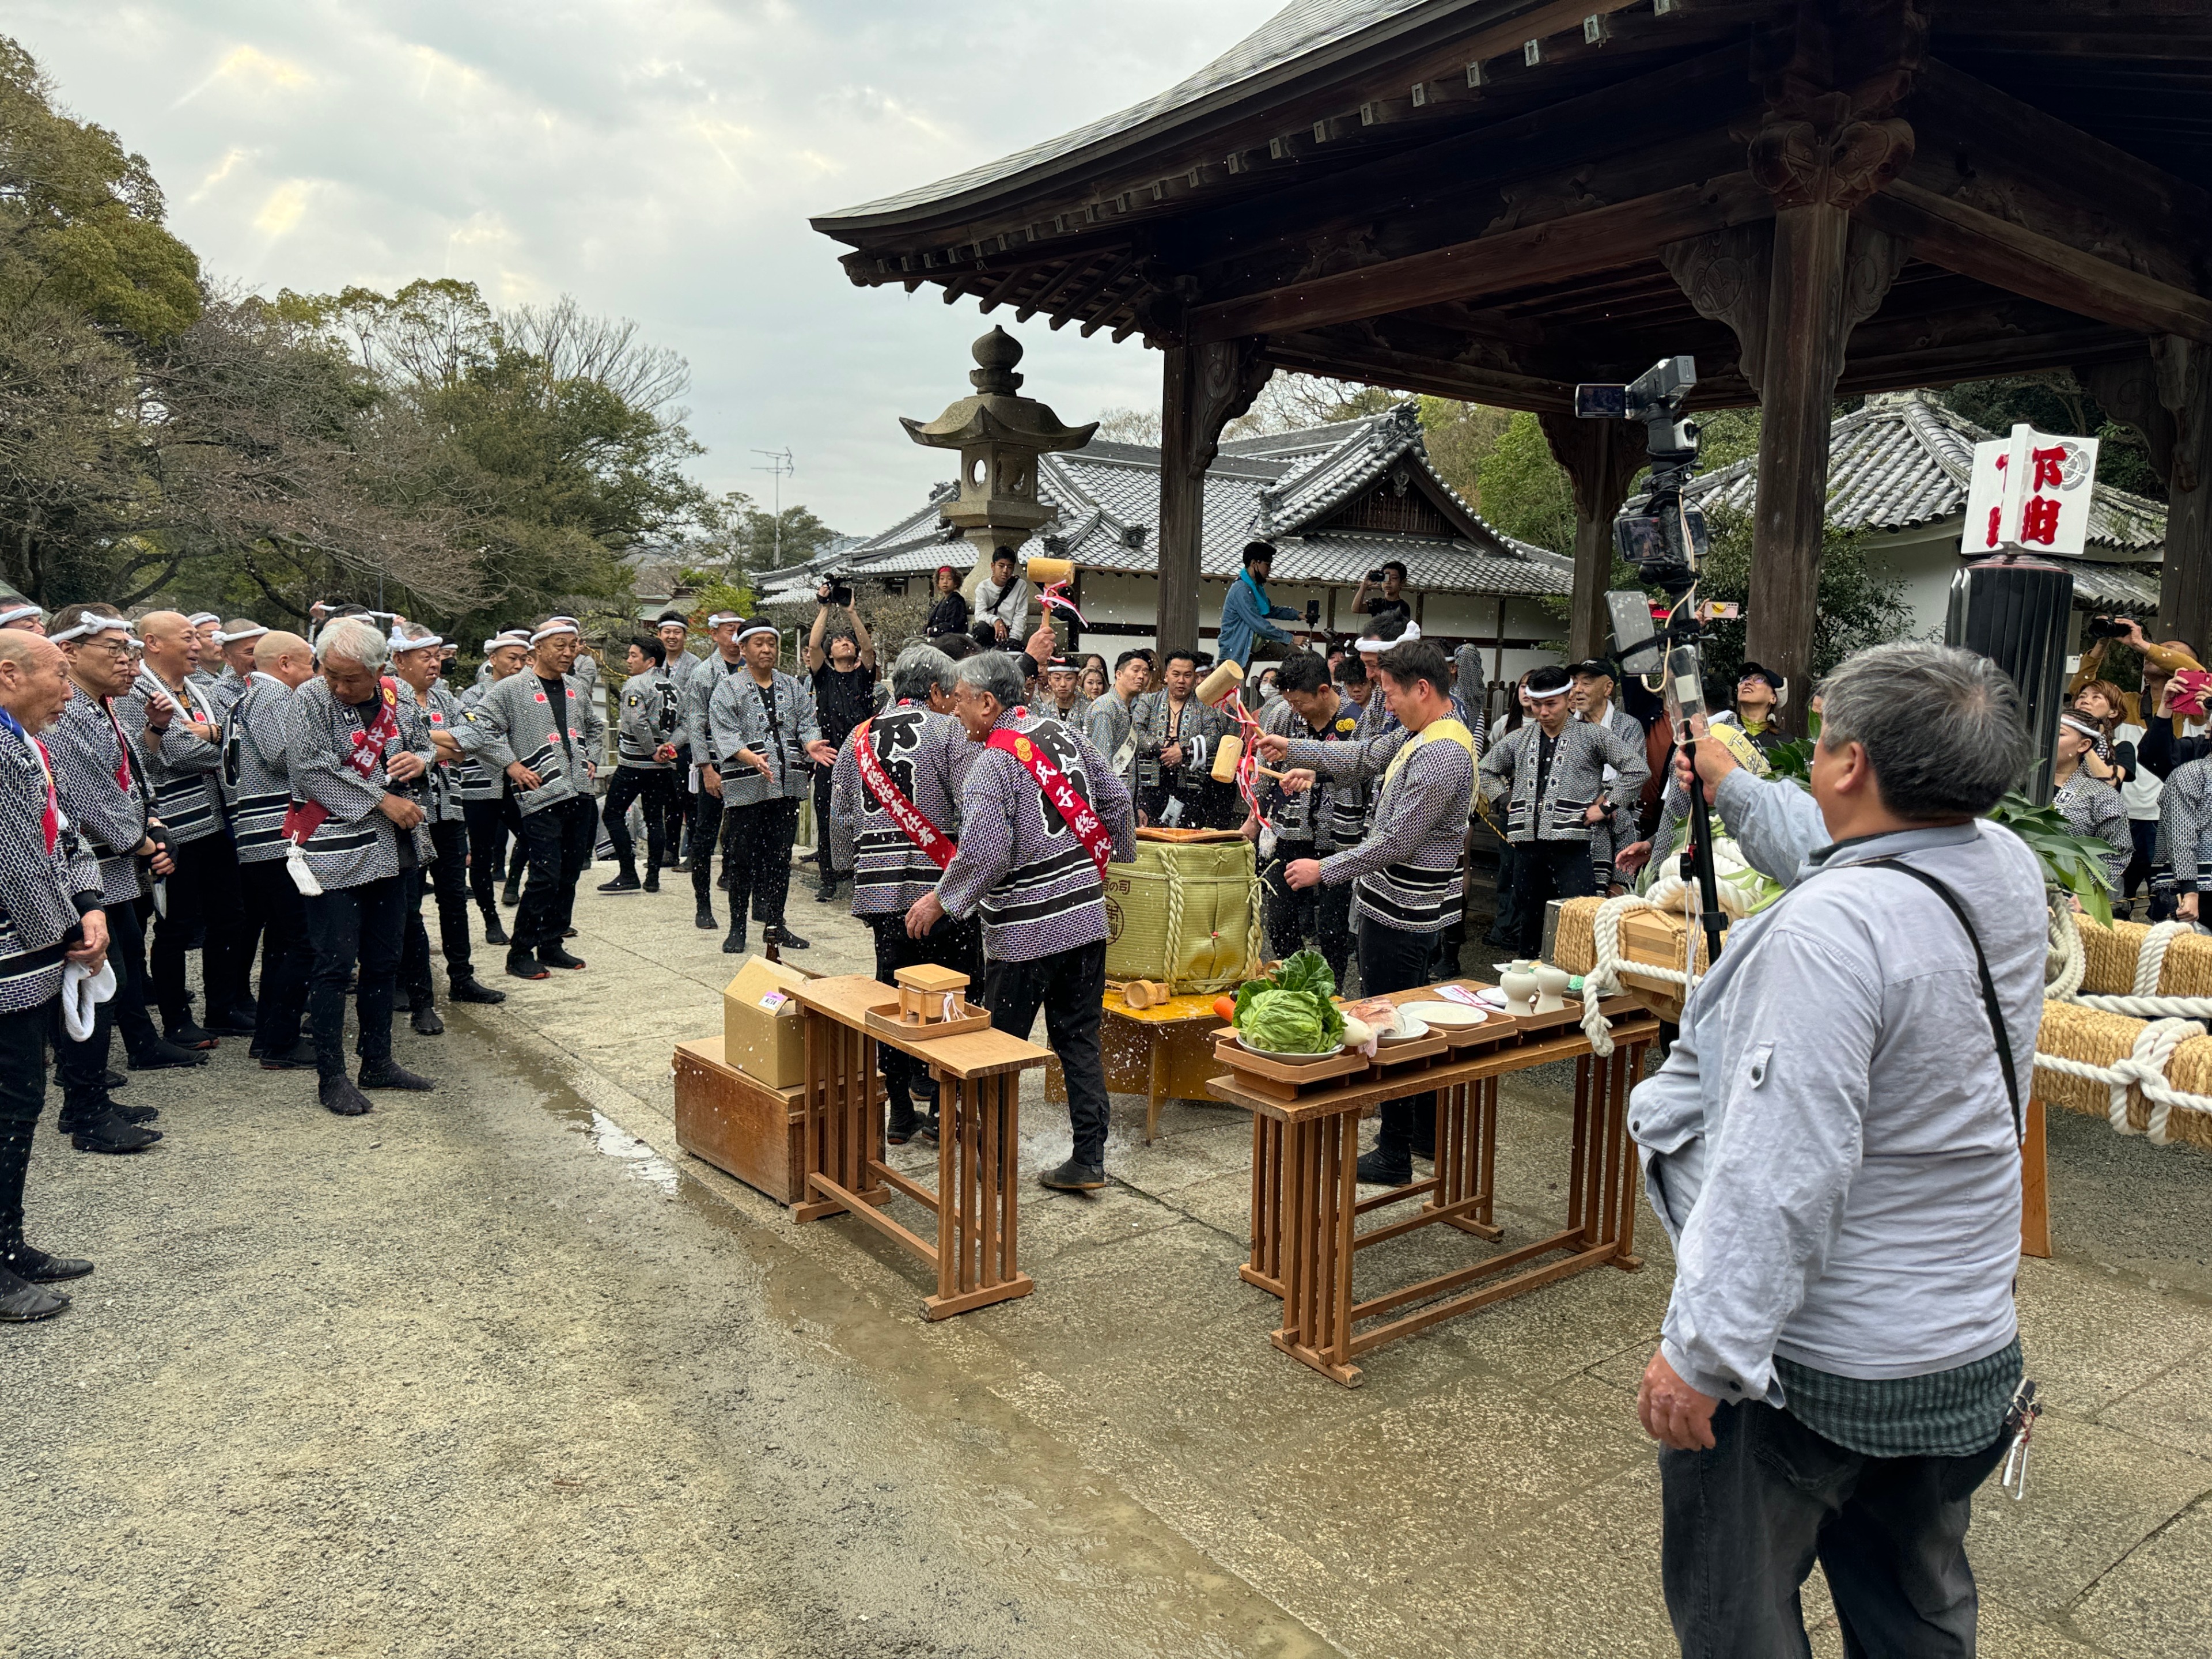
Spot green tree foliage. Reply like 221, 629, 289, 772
1475, 411, 1577, 555
1416, 398, 1509, 511
1690, 505, 1915, 685
727, 501, 835, 575
1938, 371, 2161, 498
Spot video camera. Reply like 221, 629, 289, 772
1574, 356, 1708, 592
2082, 615, 2130, 643
818, 581, 854, 608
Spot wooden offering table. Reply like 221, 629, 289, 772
1214, 983, 1660, 1387
1046, 987, 1232, 1144
790, 974, 1050, 1320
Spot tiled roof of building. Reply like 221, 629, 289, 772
764, 402, 1573, 606
1687, 390, 2167, 556
818, 2, 1425, 226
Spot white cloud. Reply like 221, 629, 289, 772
12, 0, 1287, 539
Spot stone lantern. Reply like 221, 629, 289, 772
902, 326, 1096, 570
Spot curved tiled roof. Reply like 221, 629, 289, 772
1687, 390, 2166, 556
818, 2, 1431, 226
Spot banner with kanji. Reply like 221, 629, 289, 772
1961, 423, 2100, 558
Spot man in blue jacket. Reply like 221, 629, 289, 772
1216, 541, 1306, 673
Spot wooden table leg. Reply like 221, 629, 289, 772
1147, 1027, 1166, 1146
1240, 1111, 1286, 1295
2020, 1096, 2051, 1260
925, 1071, 1033, 1320
1268, 1107, 1363, 1387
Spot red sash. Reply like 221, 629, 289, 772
986, 715, 1115, 880
852, 712, 957, 869
284, 677, 402, 846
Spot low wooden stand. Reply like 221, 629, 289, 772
1215, 980, 1660, 1387
790, 974, 1050, 1320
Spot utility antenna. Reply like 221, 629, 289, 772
752, 447, 796, 567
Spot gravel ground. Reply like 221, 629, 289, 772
0, 1007, 1328, 1659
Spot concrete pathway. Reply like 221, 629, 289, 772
3, 857, 2209, 1657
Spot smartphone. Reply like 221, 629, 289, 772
1305, 600, 1321, 626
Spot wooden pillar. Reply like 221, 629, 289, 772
1736, 107, 1914, 733
1541, 415, 1646, 661
2156, 338, 2212, 652
1157, 339, 1268, 654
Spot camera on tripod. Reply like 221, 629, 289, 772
1574, 355, 1709, 592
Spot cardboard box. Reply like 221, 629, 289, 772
722, 956, 810, 1089
673, 1036, 807, 1204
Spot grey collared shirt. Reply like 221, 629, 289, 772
1631, 772, 2047, 1406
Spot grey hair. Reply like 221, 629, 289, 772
317, 616, 389, 670
956, 650, 1025, 711
1817, 641, 2029, 818
891, 643, 957, 702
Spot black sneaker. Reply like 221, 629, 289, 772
1039, 1158, 1108, 1192
538, 945, 586, 971
506, 950, 550, 982
642, 870, 661, 893
319, 1074, 373, 1116
128, 1040, 207, 1070
165, 1021, 219, 1050
0, 1266, 69, 1323
774, 929, 810, 952
1354, 1146, 1412, 1187
717, 868, 731, 891
204, 1007, 257, 1036
887, 1114, 918, 1146
914, 1116, 940, 1146
501, 880, 522, 908
71, 1112, 161, 1153
410, 1005, 445, 1036
7, 1245, 92, 1283
815, 884, 840, 905
358, 1060, 437, 1092
112, 1103, 159, 1126
103, 1069, 127, 1089
482, 911, 510, 947
694, 903, 717, 931
597, 873, 642, 894
721, 921, 747, 956
448, 975, 506, 1005
259, 1041, 319, 1071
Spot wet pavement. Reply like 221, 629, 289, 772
4, 853, 2210, 1657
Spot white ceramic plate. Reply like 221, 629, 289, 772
1234, 1033, 1347, 1063
1397, 1000, 1488, 1031
1376, 1013, 1430, 1043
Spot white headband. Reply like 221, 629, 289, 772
187, 612, 221, 627
392, 630, 444, 652
50, 615, 135, 645
707, 611, 741, 627
214, 624, 267, 645
529, 622, 578, 646
2060, 713, 2104, 742
0, 603, 41, 627
1355, 620, 1421, 654
737, 622, 778, 643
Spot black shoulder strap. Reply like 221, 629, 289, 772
1859, 857, 2024, 1142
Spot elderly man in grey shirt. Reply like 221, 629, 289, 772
1631, 642, 2046, 1658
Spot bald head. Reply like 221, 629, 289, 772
254, 630, 316, 688
0, 629, 72, 732
137, 609, 196, 684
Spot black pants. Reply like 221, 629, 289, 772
303, 873, 407, 1079
0, 998, 51, 1259
983, 938, 1108, 1168
603, 766, 681, 877
1661, 1400, 2010, 1658
515, 796, 596, 955
54, 897, 160, 1107
151, 830, 244, 1027
402, 820, 475, 999
1486, 842, 1521, 947
811, 762, 838, 885
1512, 839, 1596, 957
1358, 916, 1438, 1157
723, 797, 800, 929
2123, 816, 2158, 900
867, 913, 983, 1116
238, 858, 310, 1056
1263, 842, 1353, 987
463, 797, 514, 918
691, 787, 725, 906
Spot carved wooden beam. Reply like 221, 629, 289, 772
1186, 175, 1773, 345
1257, 334, 1577, 413
1157, 340, 1271, 654
1856, 181, 2212, 342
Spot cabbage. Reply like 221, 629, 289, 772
1242, 987, 1332, 1053
1233, 950, 1347, 1048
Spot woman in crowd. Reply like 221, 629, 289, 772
2054, 711, 2132, 907
923, 565, 969, 639
2074, 678, 2152, 908
1078, 655, 1108, 702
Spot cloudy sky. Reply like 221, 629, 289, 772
13, 0, 1286, 540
